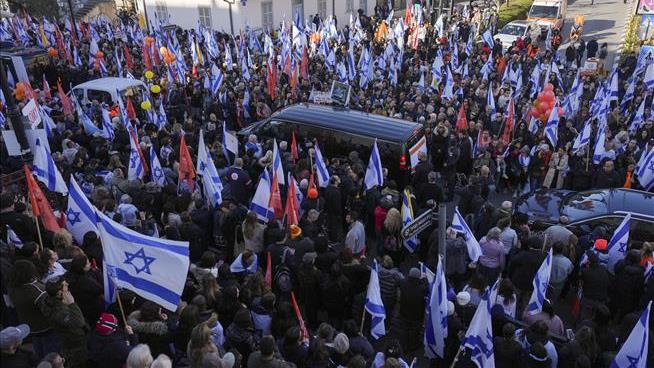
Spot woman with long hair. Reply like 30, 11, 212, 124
200, 273, 221, 311
37, 248, 67, 283
495, 278, 517, 318
382, 208, 403, 265
187, 323, 218, 368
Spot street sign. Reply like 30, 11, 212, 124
401, 209, 434, 240
638, 45, 654, 66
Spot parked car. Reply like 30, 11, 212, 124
494, 20, 541, 50
527, 0, 568, 30
515, 188, 654, 246
238, 103, 425, 180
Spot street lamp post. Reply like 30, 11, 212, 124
66, 0, 79, 40
224, 0, 235, 35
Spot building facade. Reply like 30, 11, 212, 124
142, 0, 378, 34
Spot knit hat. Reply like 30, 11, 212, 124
332, 333, 350, 354
456, 291, 471, 306
96, 313, 118, 336
408, 267, 421, 279
447, 301, 455, 316
594, 238, 608, 251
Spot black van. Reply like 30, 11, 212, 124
238, 104, 425, 180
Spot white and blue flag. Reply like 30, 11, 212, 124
607, 213, 631, 274
644, 62, 654, 89
97, 210, 189, 311
127, 133, 145, 180
610, 301, 651, 368
313, 141, 330, 188
32, 138, 68, 195
222, 124, 239, 164
544, 102, 559, 148
572, 120, 592, 154
481, 29, 494, 48
636, 148, 654, 191
593, 122, 608, 164
230, 252, 258, 274
526, 248, 553, 315
401, 189, 418, 253
149, 146, 166, 187
364, 139, 384, 190
250, 169, 274, 222
629, 98, 646, 135
451, 207, 482, 262
198, 142, 224, 208
272, 138, 285, 186
462, 290, 495, 368
365, 259, 386, 339
5, 225, 23, 248
100, 107, 115, 140
66, 176, 99, 244
424, 256, 448, 359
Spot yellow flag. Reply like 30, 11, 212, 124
138, 14, 146, 29
40, 26, 50, 47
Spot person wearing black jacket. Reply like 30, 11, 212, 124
66, 255, 104, 327
87, 313, 138, 368
508, 237, 547, 312
592, 159, 624, 189
610, 250, 645, 322
398, 268, 428, 353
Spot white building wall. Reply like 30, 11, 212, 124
144, 0, 376, 34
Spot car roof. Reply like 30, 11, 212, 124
73, 77, 146, 92
604, 189, 654, 216
269, 104, 422, 143
506, 20, 530, 25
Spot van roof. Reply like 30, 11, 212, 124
531, 0, 563, 5
73, 77, 146, 92
270, 104, 422, 143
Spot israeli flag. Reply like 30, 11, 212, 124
97, 210, 189, 311
442, 66, 455, 100
200, 150, 224, 208
211, 64, 224, 96
593, 122, 607, 164
419, 262, 436, 284
462, 290, 495, 368
39, 105, 57, 139
629, 98, 646, 135
451, 207, 482, 262
196, 131, 209, 176
149, 147, 166, 187
644, 62, 654, 89
157, 102, 167, 129
636, 148, 654, 191
401, 190, 418, 253
526, 248, 553, 315
481, 29, 494, 48
250, 169, 274, 222
100, 107, 115, 140
364, 139, 384, 191
230, 252, 258, 274
645, 263, 653, 284
32, 138, 68, 195
365, 260, 386, 340
608, 68, 619, 101
66, 176, 99, 244
272, 138, 285, 186
314, 142, 330, 188
222, 124, 239, 164
607, 213, 631, 274
544, 102, 559, 148
610, 301, 651, 368
424, 256, 448, 359
5, 225, 23, 248
621, 76, 637, 113
127, 132, 145, 180
572, 120, 592, 154
487, 81, 496, 118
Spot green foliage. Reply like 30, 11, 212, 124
622, 14, 641, 55
498, 0, 535, 28
9, 0, 61, 20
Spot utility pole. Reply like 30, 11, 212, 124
438, 203, 447, 265
66, 0, 79, 40
0, 59, 31, 159
224, 0, 235, 35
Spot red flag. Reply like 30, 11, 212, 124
501, 98, 515, 145
300, 46, 309, 80
269, 172, 284, 220
623, 170, 633, 188
285, 176, 300, 227
291, 291, 310, 341
42, 75, 51, 99
151, 43, 160, 67
142, 44, 152, 71
178, 135, 196, 188
405, 3, 412, 25
308, 173, 316, 192
123, 45, 134, 70
455, 105, 468, 132
126, 97, 136, 120
290, 66, 299, 98
282, 54, 292, 77
24, 165, 61, 233
264, 251, 272, 288
267, 59, 277, 100
290, 131, 299, 162
57, 80, 73, 117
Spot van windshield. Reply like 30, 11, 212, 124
529, 5, 558, 18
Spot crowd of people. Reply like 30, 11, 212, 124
1, 1, 653, 368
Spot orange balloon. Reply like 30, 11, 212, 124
95, 51, 104, 59
48, 47, 58, 57
544, 83, 554, 92
13, 83, 26, 101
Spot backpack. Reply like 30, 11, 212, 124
384, 235, 398, 251
273, 263, 293, 294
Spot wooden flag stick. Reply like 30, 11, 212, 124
113, 284, 128, 329
359, 307, 366, 335
449, 347, 463, 368
33, 216, 44, 253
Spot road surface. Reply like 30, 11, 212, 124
560, 0, 635, 67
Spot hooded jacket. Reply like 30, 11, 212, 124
127, 310, 172, 358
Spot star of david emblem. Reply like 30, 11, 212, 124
153, 166, 163, 179
130, 150, 139, 168
618, 241, 628, 253
648, 160, 654, 171
625, 355, 640, 368
124, 248, 155, 274
199, 161, 206, 172
67, 208, 81, 226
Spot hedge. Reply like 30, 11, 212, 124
498, 0, 536, 28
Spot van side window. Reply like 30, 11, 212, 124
72, 88, 84, 102
259, 120, 287, 140
87, 90, 112, 105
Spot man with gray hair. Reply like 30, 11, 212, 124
1, 324, 38, 367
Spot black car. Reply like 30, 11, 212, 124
515, 188, 654, 246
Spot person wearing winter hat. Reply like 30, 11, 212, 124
327, 332, 352, 366
1, 324, 38, 367
88, 312, 138, 368
246, 335, 293, 367
225, 308, 258, 362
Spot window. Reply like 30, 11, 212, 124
359, 0, 367, 14
317, 0, 327, 19
346, 0, 354, 12
198, 6, 212, 29
155, 1, 168, 24
261, 2, 273, 31
292, 0, 304, 21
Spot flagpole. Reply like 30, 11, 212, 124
449, 347, 463, 368
113, 283, 129, 331
33, 216, 44, 253
359, 307, 366, 334
585, 145, 590, 172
